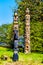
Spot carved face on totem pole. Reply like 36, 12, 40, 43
26, 8, 30, 14
14, 12, 18, 22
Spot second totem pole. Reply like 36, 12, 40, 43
25, 8, 30, 54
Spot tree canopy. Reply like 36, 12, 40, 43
16, 0, 43, 22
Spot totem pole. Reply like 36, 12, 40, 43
13, 12, 19, 61
25, 8, 30, 54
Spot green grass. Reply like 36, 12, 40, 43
19, 52, 43, 61
0, 47, 13, 57
0, 47, 43, 65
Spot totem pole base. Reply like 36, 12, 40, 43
13, 51, 19, 61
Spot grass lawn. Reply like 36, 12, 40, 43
0, 47, 43, 65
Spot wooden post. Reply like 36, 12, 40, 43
25, 8, 30, 54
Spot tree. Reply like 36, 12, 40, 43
0, 24, 8, 43
0, 23, 13, 47
16, 0, 43, 22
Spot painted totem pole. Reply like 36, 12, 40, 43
25, 8, 30, 54
13, 12, 19, 61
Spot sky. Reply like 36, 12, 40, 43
0, 0, 18, 25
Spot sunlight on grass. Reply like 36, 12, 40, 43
19, 52, 43, 62
0, 47, 43, 65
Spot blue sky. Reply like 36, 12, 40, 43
0, 0, 18, 25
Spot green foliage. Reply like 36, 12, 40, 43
18, 21, 25, 36
17, 0, 43, 22
30, 21, 43, 52
0, 23, 13, 47
0, 24, 9, 43
6, 24, 13, 44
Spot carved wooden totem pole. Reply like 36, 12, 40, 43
25, 8, 30, 54
13, 12, 19, 61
